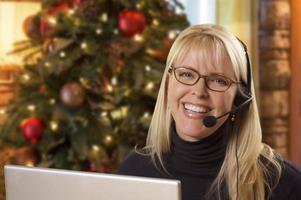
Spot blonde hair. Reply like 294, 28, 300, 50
145, 24, 282, 200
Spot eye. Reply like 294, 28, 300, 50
208, 75, 229, 86
178, 71, 194, 78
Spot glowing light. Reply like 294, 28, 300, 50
22, 74, 30, 81
96, 28, 102, 35
27, 105, 36, 112
134, 34, 143, 42
0, 108, 6, 115
59, 51, 66, 58
104, 134, 112, 143
101, 13, 108, 22
152, 19, 159, 26
111, 77, 118, 85
81, 42, 87, 49
145, 65, 151, 72
44, 62, 51, 68
101, 112, 108, 117
136, 3, 141, 9
92, 145, 100, 152
48, 17, 57, 25
145, 82, 154, 90
168, 30, 177, 39
107, 84, 113, 92
50, 121, 59, 131
68, 9, 75, 16
143, 112, 150, 118
49, 99, 56, 105
25, 161, 34, 167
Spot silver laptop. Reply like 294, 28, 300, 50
4, 165, 181, 200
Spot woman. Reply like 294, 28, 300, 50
118, 24, 301, 200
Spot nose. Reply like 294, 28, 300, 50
191, 77, 209, 98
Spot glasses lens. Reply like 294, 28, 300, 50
174, 68, 198, 85
206, 75, 230, 91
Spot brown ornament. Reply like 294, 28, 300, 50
9, 147, 41, 167
22, 15, 41, 39
60, 82, 85, 108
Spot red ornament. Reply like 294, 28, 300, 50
118, 10, 146, 37
87, 163, 98, 172
40, 2, 70, 39
22, 15, 41, 39
39, 85, 46, 93
45, 2, 70, 15
21, 117, 45, 144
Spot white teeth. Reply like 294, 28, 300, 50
184, 103, 210, 113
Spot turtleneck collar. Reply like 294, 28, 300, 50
165, 121, 229, 177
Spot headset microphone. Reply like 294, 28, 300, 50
203, 38, 253, 128
202, 96, 253, 128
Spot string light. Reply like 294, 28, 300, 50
25, 161, 34, 167
50, 121, 59, 132
168, 30, 177, 39
152, 19, 160, 26
145, 82, 155, 90
136, 3, 141, 9
104, 134, 113, 144
143, 112, 150, 118
59, 51, 66, 58
68, 9, 75, 16
111, 77, 118, 86
0, 108, 6, 115
101, 112, 108, 117
81, 42, 87, 49
107, 84, 113, 92
145, 65, 151, 72
92, 145, 100, 152
96, 28, 102, 35
27, 105, 36, 112
22, 74, 30, 81
44, 62, 51, 68
134, 34, 143, 42
48, 16, 57, 25
49, 98, 56, 105
101, 13, 108, 22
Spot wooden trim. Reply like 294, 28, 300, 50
289, 0, 301, 167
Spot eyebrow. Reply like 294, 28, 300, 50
174, 65, 230, 77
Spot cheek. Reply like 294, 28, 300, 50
213, 92, 236, 111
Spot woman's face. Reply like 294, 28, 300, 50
167, 48, 238, 141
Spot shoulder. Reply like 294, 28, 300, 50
117, 149, 165, 178
272, 159, 301, 199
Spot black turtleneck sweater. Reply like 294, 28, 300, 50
117, 125, 301, 200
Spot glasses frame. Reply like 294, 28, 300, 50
168, 67, 241, 92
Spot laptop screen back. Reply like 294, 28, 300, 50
5, 165, 181, 200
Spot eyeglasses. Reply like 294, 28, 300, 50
168, 67, 240, 92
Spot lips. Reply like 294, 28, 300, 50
182, 102, 212, 119
183, 103, 211, 113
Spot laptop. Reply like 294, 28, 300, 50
4, 165, 181, 200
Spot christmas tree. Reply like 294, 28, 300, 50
0, 0, 189, 172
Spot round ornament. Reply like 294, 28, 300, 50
22, 15, 41, 39
21, 117, 45, 144
118, 10, 146, 37
60, 82, 85, 108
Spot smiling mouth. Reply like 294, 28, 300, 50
183, 103, 211, 114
